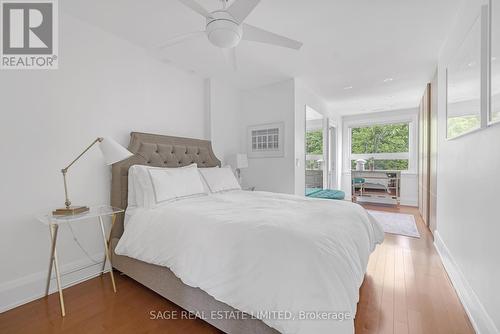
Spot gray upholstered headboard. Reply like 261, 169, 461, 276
110, 132, 221, 240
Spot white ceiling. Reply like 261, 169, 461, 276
62, 0, 462, 115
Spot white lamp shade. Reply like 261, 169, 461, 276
99, 137, 133, 165
235, 153, 249, 169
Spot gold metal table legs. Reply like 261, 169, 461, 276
45, 223, 66, 317
45, 215, 117, 317
99, 215, 116, 293
101, 214, 116, 275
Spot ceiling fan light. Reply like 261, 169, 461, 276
207, 19, 242, 48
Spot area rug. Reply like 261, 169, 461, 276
367, 210, 420, 238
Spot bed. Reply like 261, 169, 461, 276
110, 132, 384, 334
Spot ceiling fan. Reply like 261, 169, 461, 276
159, 0, 303, 69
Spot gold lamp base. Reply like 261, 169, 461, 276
52, 206, 90, 216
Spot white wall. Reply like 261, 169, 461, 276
0, 12, 207, 312
208, 78, 242, 165
434, 0, 500, 332
239, 80, 296, 193
341, 108, 419, 206
236, 79, 333, 195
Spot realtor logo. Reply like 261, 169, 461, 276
1, 0, 58, 69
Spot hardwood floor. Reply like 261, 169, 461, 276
0, 206, 474, 334
355, 205, 474, 334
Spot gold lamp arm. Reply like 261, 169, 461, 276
61, 137, 103, 209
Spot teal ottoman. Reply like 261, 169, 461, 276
305, 188, 346, 200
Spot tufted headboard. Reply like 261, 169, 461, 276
110, 132, 221, 240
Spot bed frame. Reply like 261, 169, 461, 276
110, 132, 279, 334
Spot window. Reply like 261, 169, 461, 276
447, 115, 481, 138
446, 13, 482, 138
247, 122, 284, 158
251, 128, 279, 151
350, 122, 410, 171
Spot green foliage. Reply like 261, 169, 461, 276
494, 111, 500, 122
447, 115, 480, 138
375, 159, 408, 170
306, 159, 321, 170
351, 123, 409, 170
306, 130, 323, 154
351, 123, 409, 154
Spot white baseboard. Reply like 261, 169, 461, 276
400, 198, 418, 207
434, 231, 499, 334
0, 252, 110, 313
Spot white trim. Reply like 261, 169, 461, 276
326, 122, 338, 189
247, 122, 285, 158
434, 231, 499, 334
306, 154, 323, 160
351, 152, 410, 160
488, 0, 500, 126
0, 252, 109, 313
400, 199, 418, 206
482, 3, 491, 128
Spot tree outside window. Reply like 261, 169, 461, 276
351, 123, 409, 171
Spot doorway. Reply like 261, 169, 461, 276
327, 122, 337, 189
305, 106, 325, 192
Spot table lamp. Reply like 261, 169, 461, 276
233, 153, 248, 184
52, 137, 133, 216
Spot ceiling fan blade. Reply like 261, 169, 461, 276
227, 0, 260, 23
157, 31, 205, 49
177, 0, 212, 18
242, 24, 303, 50
222, 47, 237, 71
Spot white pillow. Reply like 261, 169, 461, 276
198, 166, 219, 193
128, 164, 206, 208
199, 166, 241, 193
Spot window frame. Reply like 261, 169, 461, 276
343, 111, 418, 174
489, 0, 500, 126
247, 122, 285, 158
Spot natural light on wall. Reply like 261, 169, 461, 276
350, 123, 410, 171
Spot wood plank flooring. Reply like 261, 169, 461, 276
354, 205, 474, 334
0, 205, 474, 334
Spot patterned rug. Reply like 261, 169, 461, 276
367, 210, 420, 238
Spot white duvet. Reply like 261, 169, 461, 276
115, 190, 384, 334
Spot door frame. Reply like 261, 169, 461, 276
305, 105, 326, 191
325, 120, 337, 189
